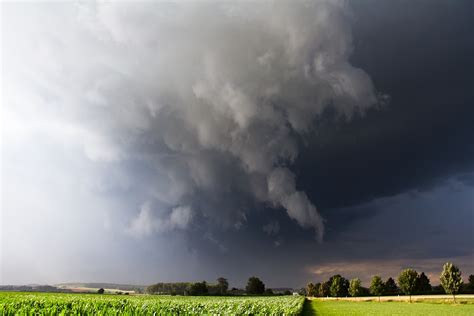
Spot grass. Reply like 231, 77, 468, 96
306, 298, 474, 316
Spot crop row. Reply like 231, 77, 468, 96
0, 292, 305, 315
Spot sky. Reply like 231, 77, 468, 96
1, 0, 473, 288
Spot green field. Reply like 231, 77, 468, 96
2, 292, 474, 315
0, 292, 304, 315
304, 298, 474, 316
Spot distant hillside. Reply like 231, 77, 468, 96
56, 283, 146, 293
0, 285, 72, 293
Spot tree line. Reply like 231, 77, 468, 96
146, 276, 280, 296
306, 262, 473, 302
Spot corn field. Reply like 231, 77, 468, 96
0, 292, 305, 315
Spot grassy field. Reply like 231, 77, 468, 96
304, 296, 474, 316
0, 292, 304, 315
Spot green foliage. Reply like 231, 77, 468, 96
246, 276, 265, 295
348, 278, 362, 297
264, 288, 274, 295
466, 275, 474, 294
216, 277, 229, 295
369, 276, 384, 298
440, 262, 463, 298
97, 288, 105, 294
383, 277, 398, 295
319, 281, 330, 297
398, 269, 418, 300
329, 275, 349, 297
415, 272, 432, 294
306, 282, 317, 297
146, 282, 191, 295
0, 292, 305, 315
188, 281, 208, 296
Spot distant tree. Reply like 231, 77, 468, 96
431, 285, 445, 294
216, 277, 229, 295
306, 282, 317, 297
246, 277, 265, 295
440, 262, 463, 303
314, 283, 322, 297
264, 288, 274, 295
319, 281, 330, 297
188, 281, 208, 296
463, 274, 474, 294
329, 275, 349, 297
398, 269, 418, 302
348, 278, 362, 297
370, 276, 384, 301
97, 288, 105, 294
415, 272, 432, 294
283, 290, 292, 295
384, 277, 398, 295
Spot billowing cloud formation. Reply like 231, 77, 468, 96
3, 1, 378, 242
128, 203, 193, 238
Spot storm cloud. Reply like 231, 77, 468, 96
3, 0, 379, 242
2, 0, 473, 288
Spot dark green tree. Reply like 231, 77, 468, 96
329, 275, 349, 297
415, 272, 432, 294
245, 277, 265, 295
384, 277, 398, 295
216, 277, 229, 295
440, 262, 463, 303
370, 276, 384, 301
348, 278, 362, 297
319, 281, 330, 297
398, 269, 418, 302
97, 288, 105, 294
306, 282, 317, 297
466, 275, 474, 293
313, 283, 322, 297
188, 281, 208, 296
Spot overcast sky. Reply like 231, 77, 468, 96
1, 0, 473, 288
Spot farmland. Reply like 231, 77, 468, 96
0, 292, 304, 315
304, 296, 474, 316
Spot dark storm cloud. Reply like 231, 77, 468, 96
2, 0, 473, 287
296, 0, 474, 213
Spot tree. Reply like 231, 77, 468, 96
97, 288, 105, 294
398, 269, 418, 303
329, 275, 349, 297
314, 283, 322, 297
188, 281, 208, 296
265, 288, 274, 295
370, 276, 384, 301
440, 262, 463, 303
246, 277, 265, 295
319, 281, 330, 297
463, 274, 474, 294
348, 278, 362, 297
384, 277, 398, 295
306, 282, 317, 297
216, 277, 229, 295
415, 272, 432, 294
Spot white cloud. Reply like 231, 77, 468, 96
3, 1, 378, 244
127, 203, 193, 238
